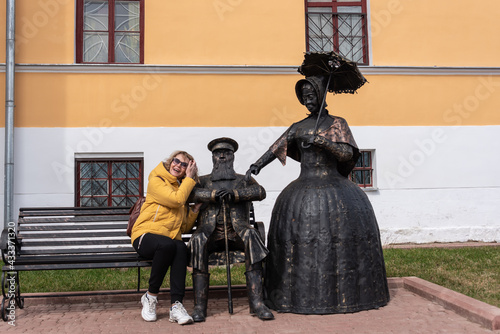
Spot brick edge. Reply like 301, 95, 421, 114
400, 276, 500, 330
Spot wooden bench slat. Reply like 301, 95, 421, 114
11, 253, 148, 264
19, 207, 131, 217
19, 215, 130, 223
18, 223, 128, 231
19, 211, 129, 218
19, 247, 137, 255
19, 230, 128, 237
19, 232, 127, 238
4, 261, 152, 271
19, 238, 131, 247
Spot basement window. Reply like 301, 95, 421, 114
75, 155, 144, 207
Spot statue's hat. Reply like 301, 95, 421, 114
207, 137, 239, 153
295, 75, 328, 105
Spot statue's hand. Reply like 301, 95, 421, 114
215, 188, 234, 202
302, 134, 316, 146
245, 164, 260, 181
300, 134, 317, 149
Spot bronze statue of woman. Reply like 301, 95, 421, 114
246, 75, 390, 314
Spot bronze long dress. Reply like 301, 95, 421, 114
264, 112, 390, 314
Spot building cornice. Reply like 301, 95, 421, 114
1, 63, 500, 75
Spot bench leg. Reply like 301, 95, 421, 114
137, 267, 141, 292
14, 272, 24, 309
1, 295, 9, 321
2, 271, 24, 322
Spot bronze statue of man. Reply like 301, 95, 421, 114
188, 137, 274, 321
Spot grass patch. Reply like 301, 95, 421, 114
383, 246, 500, 308
7, 264, 247, 293
3, 247, 499, 308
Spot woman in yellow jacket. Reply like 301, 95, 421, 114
131, 150, 202, 325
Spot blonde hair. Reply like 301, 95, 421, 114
163, 150, 199, 183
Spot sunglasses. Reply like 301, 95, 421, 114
172, 157, 189, 168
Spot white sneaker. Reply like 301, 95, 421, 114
169, 301, 194, 325
141, 293, 157, 322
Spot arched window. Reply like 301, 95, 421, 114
76, 0, 144, 64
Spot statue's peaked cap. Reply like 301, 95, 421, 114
207, 137, 239, 152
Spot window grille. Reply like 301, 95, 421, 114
306, 1, 368, 64
76, 0, 144, 64
349, 150, 373, 188
76, 158, 144, 207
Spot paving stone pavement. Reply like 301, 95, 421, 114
2, 280, 500, 334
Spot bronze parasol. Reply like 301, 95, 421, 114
298, 51, 367, 94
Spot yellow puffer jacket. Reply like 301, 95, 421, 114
131, 162, 198, 244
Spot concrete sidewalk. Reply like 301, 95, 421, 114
2, 277, 499, 333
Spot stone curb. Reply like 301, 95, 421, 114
19, 285, 248, 306
20, 280, 403, 306
401, 276, 500, 330
384, 242, 499, 249
16, 277, 500, 330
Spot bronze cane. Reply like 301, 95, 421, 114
221, 197, 233, 314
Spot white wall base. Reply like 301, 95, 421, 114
1, 125, 499, 244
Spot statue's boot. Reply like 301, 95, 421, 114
245, 267, 274, 320
192, 271, 210, 322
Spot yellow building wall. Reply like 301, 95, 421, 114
5, 1, 500, 66
0, 5, 4, 63
370, 0, 500, 67
12, 73, 500, 127
12, 0, 76, 64
7, 1, 305, 65
145, 1, 305, 65
1, 1, 500, 128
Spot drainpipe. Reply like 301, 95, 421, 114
4, 0, 15, 228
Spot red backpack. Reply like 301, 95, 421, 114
126, 196, 145, 237
126, 176, 165, 237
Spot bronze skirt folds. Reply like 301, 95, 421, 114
264, 152, 390, 314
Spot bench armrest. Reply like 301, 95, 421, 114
0, 228, 9, 250
254, 221, 266, 242
1, 227, 20, 263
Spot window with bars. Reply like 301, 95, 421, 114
305, 0, 369, 64
76, 0, 144, 64
75, 158, 144, 207
349, 150, 373, 188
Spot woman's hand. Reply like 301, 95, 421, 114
185, 160, 198, 179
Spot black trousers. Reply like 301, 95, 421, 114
133, 233, 187, 303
